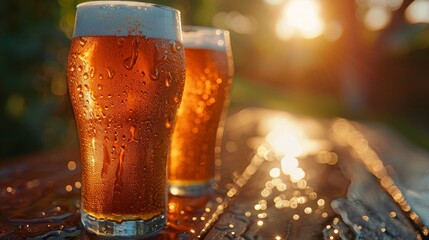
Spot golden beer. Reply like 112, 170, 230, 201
67, 2, 185, 237
168, 27, 233, 196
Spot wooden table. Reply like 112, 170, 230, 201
1, 108, 428, 239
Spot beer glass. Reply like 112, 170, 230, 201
67, 1, 185, 237
168, 26, 234, 196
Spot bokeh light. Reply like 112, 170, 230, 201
364, 6, 391, 31
212, 11, 256, 34
405, 0, 429, 24
323, 21, 343, 42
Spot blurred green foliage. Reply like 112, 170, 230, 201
0, 0, 75, 159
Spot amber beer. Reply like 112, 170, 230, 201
67, 2, 185, 237
168, 26, 233, 196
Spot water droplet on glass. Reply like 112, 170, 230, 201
77, 85, 82, 91
90, 67, 95, 78
98, 84, 102, 90
141, 71, 145, 77
84, 84, 89, 91
165, 117, 172, 129
99, 74, 103, 80
170, 41, 178, 53
117, 37, 125, 46
77, 66, 83, 72
123, 37, 139, 70
83, 73, 89, 80
78, 91, 83, 99
78, 37, 87, 47
106, 67, 115, 79
174, 92, 181, 103
150, 68, 159, 80
107, 94, 112, 99
165, 72, 172, 87
101, 140, 111, 178
69, 65, 75, 72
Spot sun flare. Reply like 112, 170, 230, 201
276, 0, 324, 40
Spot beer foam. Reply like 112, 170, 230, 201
182, 26, 230, 51
73, 1, 182, 41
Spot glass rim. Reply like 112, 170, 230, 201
77, 1, 180, 14
182, 25, 231, 51
182, 25, 229, 34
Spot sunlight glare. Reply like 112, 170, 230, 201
276, 0, 324, 40
266, 129, 303, 157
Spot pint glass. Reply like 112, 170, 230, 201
168, 26, 234, 196
67, 1, 185, 237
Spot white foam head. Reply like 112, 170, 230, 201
73, 1, 182, 41
182, 26, 230, 51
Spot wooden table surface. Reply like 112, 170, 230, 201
1, 108, 428, 240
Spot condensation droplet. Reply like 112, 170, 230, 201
78, 37, 87, 47
98, 84, 102, 90
69, 65, 75, 72
170, 40, 178, 53
123, 37, 139, 70
106, 67, 115, 79
77, 85, 82, 91
77, 66, 83, 72
83, 73, 89, 80
174, 95, 180, 103
89, 67, 95, 78
165, 118, 172, 129
150, 68, 159, 80
117, 37, 125, 46
99, 74, 103, 80
91, 92, 96, 101
165, 72, 172, 87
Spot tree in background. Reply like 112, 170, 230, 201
0, 0, 74, 158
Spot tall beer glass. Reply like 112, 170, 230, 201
168, 26, 234, 196
67, 1, 185, 237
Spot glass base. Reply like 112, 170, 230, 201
168, 179, 215, 196
81, 211, 165, 238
